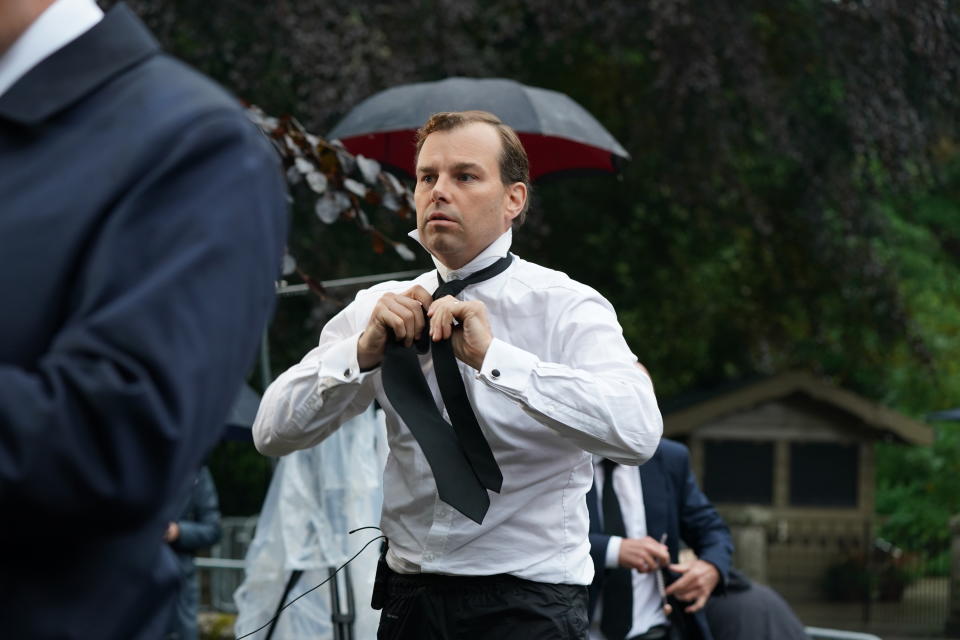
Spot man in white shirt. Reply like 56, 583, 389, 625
253, 110, 663, 639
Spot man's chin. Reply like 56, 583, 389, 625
423, 230, 456, 250
423, 237, 464, 265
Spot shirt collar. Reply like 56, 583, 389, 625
0, 0, 103, 98
407, 228, 513, 282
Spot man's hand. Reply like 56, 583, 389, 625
357, 286, 433, 369
618, 536, 670, 572
164, 522, 180, 543
664, 559, 720, 613
427, 296, 493, 370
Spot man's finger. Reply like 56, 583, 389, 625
442, 309, 456, 340
378, 308, 407, 341
428, 297, 461, 341
637, 550, 658, 571
670, 578, 709, 604
427, 295, 458, 316
403, 285, 433, 309
664, 571, 694, 596
644, 542, 670, 566
433, 305, 455, 341
685, 594, 709, 613
383, 298, 420, 346
393, 294, 427, 344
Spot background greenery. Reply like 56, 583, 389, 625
104, 1, 960, 556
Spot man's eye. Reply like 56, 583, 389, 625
420, 175, 435, 184
458, 174, 477, 181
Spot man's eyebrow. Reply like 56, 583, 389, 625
416, 162, 485, 175
451, 162, 483, 173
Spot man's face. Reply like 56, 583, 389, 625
415, 122, 525, 270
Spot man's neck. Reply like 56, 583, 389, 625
0, 1, 54, 56
431, 230, 513, 282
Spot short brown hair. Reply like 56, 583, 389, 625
415, 110, 531, 225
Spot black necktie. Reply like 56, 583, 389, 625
381, 255, 512, 524
601, 458, 634, 640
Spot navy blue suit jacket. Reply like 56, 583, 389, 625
0, 5, 287, 638
587, 439, 733, 640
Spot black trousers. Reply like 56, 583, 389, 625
376, 567, 589, 640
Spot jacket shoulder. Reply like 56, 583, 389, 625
656, 438, 692, 480
111, 54, 247, 128
658, 438, 690, 461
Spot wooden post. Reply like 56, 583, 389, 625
947, 514, 960, 637
727, 507, 770, 584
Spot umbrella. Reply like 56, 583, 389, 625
328, 77, 630, 182
927, 408, 960, 422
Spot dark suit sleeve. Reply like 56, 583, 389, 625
174, 468, 222, 552
590, 532, 612, 570
0, 110, 288, 535
675, 445, 733, 590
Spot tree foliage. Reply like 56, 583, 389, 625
103, 0, 960, 540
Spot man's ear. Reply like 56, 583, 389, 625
503, 182, 527, 226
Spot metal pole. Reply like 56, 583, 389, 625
259, 328, 271, 392
863, 518, 873, 625
276, 269, 426, 298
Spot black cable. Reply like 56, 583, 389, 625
235, 527, 385, 640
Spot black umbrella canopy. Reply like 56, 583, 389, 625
328, 77, 630, 181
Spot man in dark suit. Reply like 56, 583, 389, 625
587, 439, 733, 640
0, 1, 288, 638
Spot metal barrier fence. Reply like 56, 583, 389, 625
200, 517, 951, 637
805, 628, 882, 640
198, 516, 259, 613
766, 516, 949, 636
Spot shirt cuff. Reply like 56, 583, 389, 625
477, 338, 538, 392
316, 332, 373, 385
605, 536, 623, 569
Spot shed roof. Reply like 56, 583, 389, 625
663, 371, 933, 445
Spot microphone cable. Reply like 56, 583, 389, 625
235, 526, 385, 639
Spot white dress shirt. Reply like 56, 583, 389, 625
0, 0, 103, 97
590, 458, 668, 639
254, 229, 663, 585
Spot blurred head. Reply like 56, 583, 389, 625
0, 0, 56, 56
414, 111, 530, 270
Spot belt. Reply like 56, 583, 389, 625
388, 568, 528, 590
628, 624, 670, 640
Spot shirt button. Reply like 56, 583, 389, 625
343, 368, 351, 377
491, 369, 501, 378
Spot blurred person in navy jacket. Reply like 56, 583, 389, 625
587, 439, 733, 640
0, 1, 288, 638
165, 467, 222, 640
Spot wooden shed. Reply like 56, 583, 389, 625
663, 371, 933, 599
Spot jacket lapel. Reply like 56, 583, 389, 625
0, 4, 159, 125
639, 449, 671, 550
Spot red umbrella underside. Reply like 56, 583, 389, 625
339, 130, 620, 182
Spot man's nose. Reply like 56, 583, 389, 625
431, 175, 450, 202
